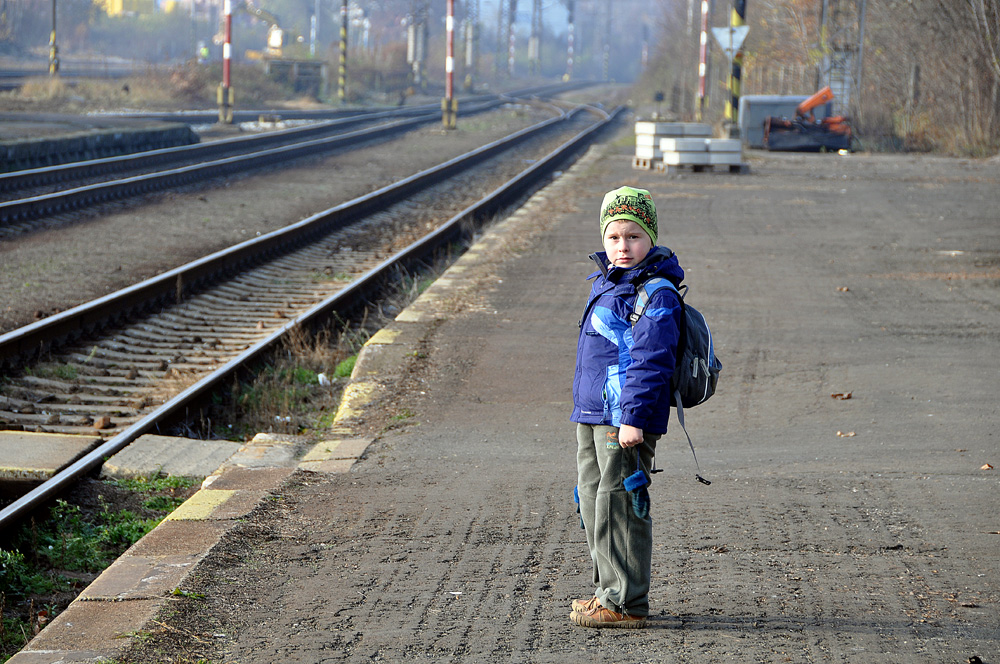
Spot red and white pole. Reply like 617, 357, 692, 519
696, 0, 708, 121
219, 0, 234, 123
446, 0, 454, 101
443, 0, 457, 128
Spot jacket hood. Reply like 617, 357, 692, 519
589, 245, 685, 285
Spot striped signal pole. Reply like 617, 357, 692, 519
696, 0, 708, 121
338, 0, 347, 103
49, 0, 59, 75
218, 0, 233, 124
726, 0, 746, 136
442, 0, 457, 128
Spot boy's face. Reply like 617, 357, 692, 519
602, 220, 652, 269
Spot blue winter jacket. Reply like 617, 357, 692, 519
571, 246, 685, 435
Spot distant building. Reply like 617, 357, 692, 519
98, 0, 157, 16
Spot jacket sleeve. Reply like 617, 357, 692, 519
618, 287, 683, 430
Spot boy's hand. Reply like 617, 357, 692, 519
618, 424, 644, 448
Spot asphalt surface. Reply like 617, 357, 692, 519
16, 139, 1000, 663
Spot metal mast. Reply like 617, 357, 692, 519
464, 0, 479, 90
601, 0, 610, 80
407, 0, 429, 87
495, 0, 509, 76
818, 0, 868, 116
529, 0, 542, 75
563, 0, 574, 81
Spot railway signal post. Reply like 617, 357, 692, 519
443, 0, 458, 129
218, 0, 234, 124
49, 0, 60, 75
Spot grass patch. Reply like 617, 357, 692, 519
333, 355, 356, 379
0, 475, 200, 661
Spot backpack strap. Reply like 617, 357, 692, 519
628, 277, 686, 325
673, 389, 712, 485
627, 277, 710, 486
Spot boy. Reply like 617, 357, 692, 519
570, 185, 684, 629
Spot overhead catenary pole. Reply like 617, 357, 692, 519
602, 0, 610, 80
529, 0, 541, 75
463, 0, 478, 90
507, 0, 517, 77
564, 0, 574, 81
218, 0, 233, 124
408, 2, 427, 87
442, 0, 457, 128
310, 0, 319, 57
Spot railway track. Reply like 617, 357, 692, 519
0, 83, 588, 232
0, 100, 501, 231
0, 99, 623, 528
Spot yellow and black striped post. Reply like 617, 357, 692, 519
48, 0, 59, 75
338, 0, 347, 103
726, 0, 746, 137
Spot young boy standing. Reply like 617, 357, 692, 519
570, 185, 684, 629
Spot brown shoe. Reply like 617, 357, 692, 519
570, 604, 647, 629
571, 596, 601, 613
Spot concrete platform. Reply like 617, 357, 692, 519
8, 140, 1000, 662
0, 112, 198, 172
100, 434, 242, 479
0, 430, 102, 484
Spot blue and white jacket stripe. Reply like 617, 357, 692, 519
571, 246, 685, 435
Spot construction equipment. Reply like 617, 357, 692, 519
214, 0, 285, 58
763, 86, 852, 152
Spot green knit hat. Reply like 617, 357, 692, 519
599, 186, 658, 245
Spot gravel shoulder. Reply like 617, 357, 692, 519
110, 140, 1000, 662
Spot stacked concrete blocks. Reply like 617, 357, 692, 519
658, 137, 748, 174
633, 122, 713, 170
633, 121, 749, 174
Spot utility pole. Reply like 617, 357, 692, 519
48, 0, 59, 75
507, 0, 517, 78
529, 0, 541, 76
495, 0, 508, 77
601, 0, 610, 80
463, 0, 478, 90
817, 0, 868, 116
407, 1, 428, 88
563, 0, 574, 81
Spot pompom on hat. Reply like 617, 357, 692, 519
599, 185, 658, 246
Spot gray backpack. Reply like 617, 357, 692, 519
629, 277, 721, 485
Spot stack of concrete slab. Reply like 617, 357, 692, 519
658, 137, 747, 173
634, 121, 749, 174
633, 121, 713, 169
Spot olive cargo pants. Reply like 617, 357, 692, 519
575, 423, 659, 617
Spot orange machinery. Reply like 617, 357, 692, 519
764, 86, 852, 152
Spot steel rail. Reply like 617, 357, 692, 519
111, 82, 591, 125
0, 102, 583, 367
0, 83, 589, 184
0, 105, 442, 195
0, 102, 621, 530
0, 99, 507, 227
